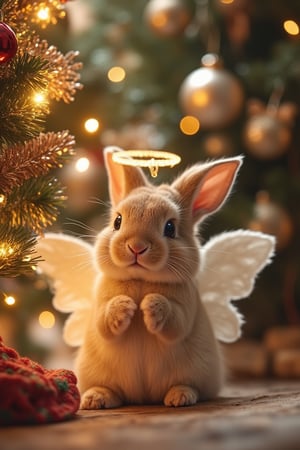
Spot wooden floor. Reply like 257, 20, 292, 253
1, 380, 300, 450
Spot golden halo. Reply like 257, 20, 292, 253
112, 150, 181, 178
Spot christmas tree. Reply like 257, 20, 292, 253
2, 0, 300, 363
0, 0, 81, 360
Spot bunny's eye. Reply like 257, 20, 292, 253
164, 220, 176, 239
113, 214, 122, 230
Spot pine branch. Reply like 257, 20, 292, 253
1, 1, 66, 31
0, 131, 75, 195
0, 176, 67, 233
0, 225, 41, 278
0, 54, 50, 146
25, 36, 83, 103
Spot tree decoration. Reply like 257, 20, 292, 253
0, 20, 18, 64
243, 96, 297, 160
179, 53, 245, 129
249, 191, 294, 251
144, 0, 193, 38
0, 0, 82, 277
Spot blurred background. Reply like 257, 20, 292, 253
0, 0, 299, 369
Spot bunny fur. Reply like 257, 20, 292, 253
76, 147, 243, 408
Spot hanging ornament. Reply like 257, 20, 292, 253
144, 0, 193, 38
248, 191, 293, 251
0, 21, 18, 64
179, 53, 244, 129
202, 132, 235, 157
243, 88, 297, 160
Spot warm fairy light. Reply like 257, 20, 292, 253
179, 116, 200, 135
220, 0, 234, 4
37, 6, 50, 22
107, 66, 126, 83
4, 296, 16, 306
283, 20, 299, 36
0, 244, 14, 257
0, 194, 6, 205
112, 150, 181, 178
75, 157, 90, 173
84, 118, 100, 133
33, 92, 46, 104
39, 311, 56, 329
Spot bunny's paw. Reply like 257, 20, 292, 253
140, 293, 171, 334
106, 295, 137, 335
80, 386, 122, 409
164, 385, 199, 407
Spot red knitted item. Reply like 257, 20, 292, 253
0, 337, 80, 425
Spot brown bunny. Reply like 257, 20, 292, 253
76, 147, 243, 408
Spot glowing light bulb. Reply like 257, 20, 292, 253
37, 7, 50, 22
39, 311, 55, 329
84, 118, 100, 133
283, 20, 299, 36
0, 194, 6, 206
179, 116, 200, 135
75, 157, 90, 173
107, 66, 126, 83
33, 92, 47, 105
4, 295, 16, 306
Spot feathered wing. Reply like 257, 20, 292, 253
36, 233, 97, 346
198, 230, 275, 343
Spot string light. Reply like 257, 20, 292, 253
107, 66, 126, 83
0, 243, 14, 257
4, 295, 16, 306
0, 194, 6, 206
283, 20, 299, 36
179, 116, 200, 135
37, 6, 50, 22
39, 311, 56, 329
75, 157, 90, 173
33, 92, 47, 105
84, 118, 100, 133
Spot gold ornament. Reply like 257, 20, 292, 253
144, 0, 193, 37
243, 98, 296, 160
179, 54, 244, 129
112, 150, 181, 178
249, 191, 293, 250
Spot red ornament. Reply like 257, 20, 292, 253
0, 22, 18, 64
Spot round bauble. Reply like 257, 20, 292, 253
144, 0, 193, 37
249, 191, 293, 251
179, 54, 244, 129
244, 113, 291, 160
0, 22, 18, 64
202, 132, 234, 157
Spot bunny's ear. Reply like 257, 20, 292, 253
104, 146, 149, 206
173, 156, 243, 224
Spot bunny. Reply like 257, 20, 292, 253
75, 147, 242, 408
36, 146, 275, 409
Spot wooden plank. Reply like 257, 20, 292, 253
1, 381, 300, 450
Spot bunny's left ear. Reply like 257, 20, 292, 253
104, 146, 150, 206
172, 156, 243, 224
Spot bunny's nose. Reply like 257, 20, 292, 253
128, 242, 148, 255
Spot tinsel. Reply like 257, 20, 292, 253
0, 131, 75, 195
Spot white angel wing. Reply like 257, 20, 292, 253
36, 233, 97, 346
199, 230, 275, 343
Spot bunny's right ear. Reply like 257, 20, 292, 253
172, 156, 243, 224
103, 147, 150, 206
